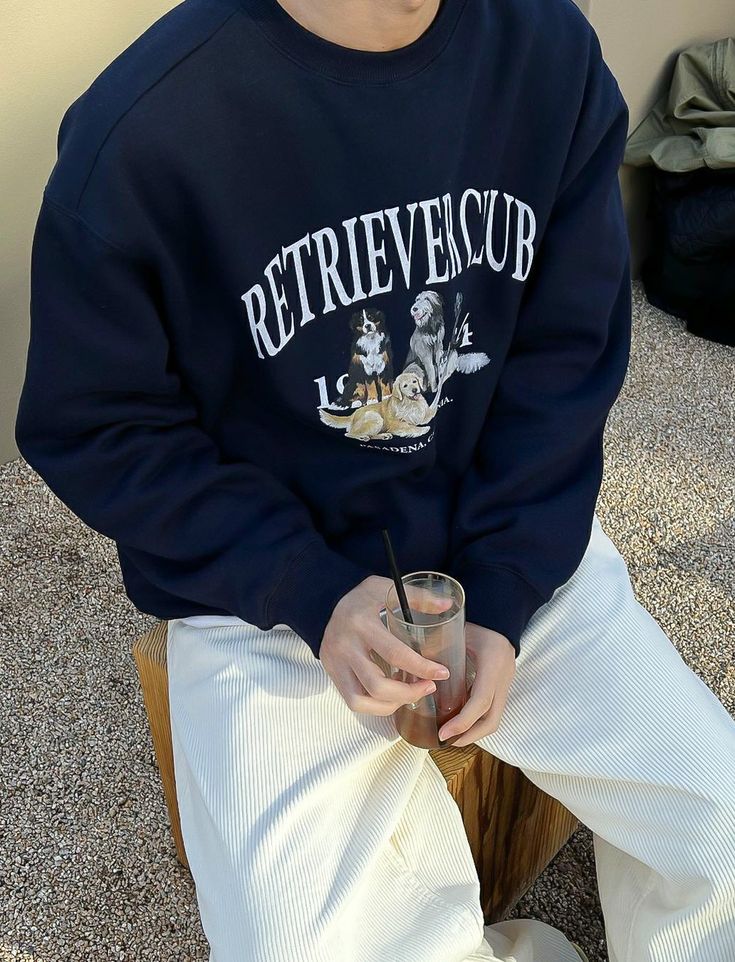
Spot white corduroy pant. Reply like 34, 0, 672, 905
166, 513, 735, 962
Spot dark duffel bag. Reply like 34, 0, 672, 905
642, 168, 735, 346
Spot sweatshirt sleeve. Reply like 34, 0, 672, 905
447, 51, 632, 657
15, 196, 373, 656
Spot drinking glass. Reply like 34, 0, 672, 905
374, 571, 476, 749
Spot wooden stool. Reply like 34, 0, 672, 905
133, 621, 578, 923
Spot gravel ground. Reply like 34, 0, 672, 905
1, 282, 733, 962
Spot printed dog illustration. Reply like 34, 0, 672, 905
316, 290, 490, 448
334, 308, 394, 407
403, 291, 445, 393
319, 370, 442, 442
404, 290, 490, 393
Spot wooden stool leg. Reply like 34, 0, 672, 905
132, 621, 189, 869
433, 747, 579, 922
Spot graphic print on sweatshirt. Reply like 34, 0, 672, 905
240, 185, 537, 454
316, 288, 489, 451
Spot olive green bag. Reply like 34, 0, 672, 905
625, 37, 735, 172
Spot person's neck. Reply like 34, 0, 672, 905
273, 0, 443, 52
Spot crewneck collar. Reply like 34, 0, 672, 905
242, 0, 468, 85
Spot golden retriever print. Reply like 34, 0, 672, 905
319, 370, 441, 442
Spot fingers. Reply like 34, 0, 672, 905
320, 575, 456, 719
438, 663, 513, 745
451, 692, 507, 746
437, 623, 516, 743
438, 682, 495, 742
339, 666, 400, 716
353, 653, 436, 706
370, 622, 450, 682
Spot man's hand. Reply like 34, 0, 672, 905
320, 575, 452, 715
438, 623, 516, 746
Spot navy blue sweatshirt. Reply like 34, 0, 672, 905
15, 0, 631, 658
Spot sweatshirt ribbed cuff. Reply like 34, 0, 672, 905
264, 540, 374, 658
451, 562, 547, 659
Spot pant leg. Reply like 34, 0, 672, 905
166, 616, 582, 962
471, 513, 735, 962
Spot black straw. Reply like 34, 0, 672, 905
381, 529, 414, 624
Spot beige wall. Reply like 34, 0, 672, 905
2, 3, 734, 465
1, 1, 174, 466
